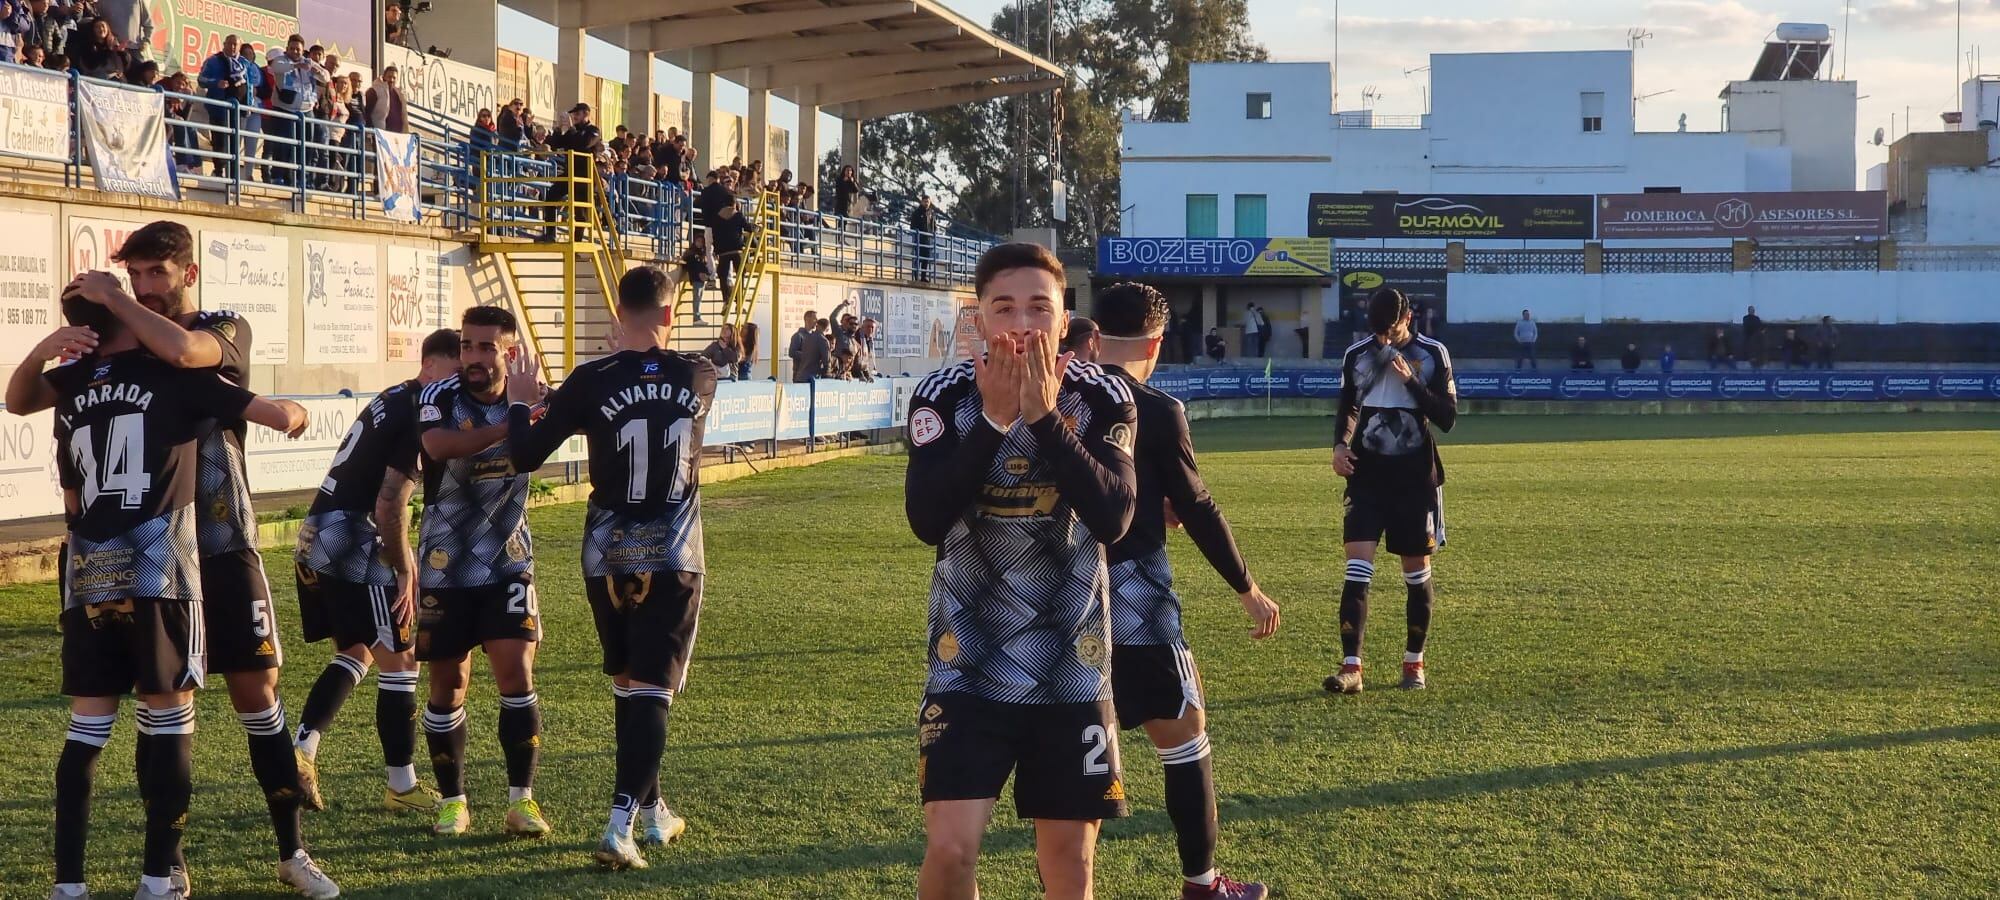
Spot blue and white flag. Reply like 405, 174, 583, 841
373, 129, 421, 223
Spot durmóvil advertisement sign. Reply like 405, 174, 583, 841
1307, 193, 1595, 239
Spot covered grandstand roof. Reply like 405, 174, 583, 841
505, 0, 1063, 117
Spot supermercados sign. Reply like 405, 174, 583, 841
1096, 238, 1332, 277
1307, 193, 1594, 239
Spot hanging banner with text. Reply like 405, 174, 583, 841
384, 245, 451, 363
199, 231, 291, 364
1307, 193, 1594, 239
0, 65, 73, 163
0, 211, 57, 367
1096, 237, 1334, 278
302, 240, 380, 364
1596, 191, 1889, 239
374, 129, 421, 223
75, 80, 179, 201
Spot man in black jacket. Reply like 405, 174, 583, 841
708, 200, 753, 318
910, 195, 938, 282
1329, 287, 1457, 694
542, 102, 603, 242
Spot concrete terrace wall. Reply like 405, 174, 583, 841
1446, 270, 2000, 324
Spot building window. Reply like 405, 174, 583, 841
1246, 93, 1272, 119
1234, 195, 1268, 238
1581, 91, 1605, 133
1186, 195, 1219, 237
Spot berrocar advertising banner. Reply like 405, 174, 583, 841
1096, 238, 1334, 278
1597, 191, 1889, 239
1307, 193, 1594, 239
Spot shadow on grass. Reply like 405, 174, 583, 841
1190, 413, 2000, 454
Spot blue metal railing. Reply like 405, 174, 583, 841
8, 60, 990, 287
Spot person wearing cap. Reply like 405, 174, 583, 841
542, 102, 604, 242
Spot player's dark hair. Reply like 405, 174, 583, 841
419, 328, 460, 360
1093, 282, 1170, 338
112, 220, 195, 268
1060, 317, 1098, 354
461, 305, 518, 336
1367, 287, 1409, 336
973, 242, 1064, 298
62, 293, 116, 336
617, 265, 671, 311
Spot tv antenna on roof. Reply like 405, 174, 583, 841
1628, 28, 1653, 49
1361, 84, 1381, 108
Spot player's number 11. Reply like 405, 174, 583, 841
616, 417, 694, 503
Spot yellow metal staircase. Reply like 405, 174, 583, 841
474, 149, 625, 387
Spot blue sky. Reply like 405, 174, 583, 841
505, 0, 2000, 179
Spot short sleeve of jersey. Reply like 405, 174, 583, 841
190, 311, 252, 382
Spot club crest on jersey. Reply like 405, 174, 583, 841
427, 548, 449, 570
1075, 633, 1108, 669
1104, 422, 1134, 455
908, 407, 944, 446
935, 631, 960, 664
505, 533, 528, 562
212, 319, 237, 342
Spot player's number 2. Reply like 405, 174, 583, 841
616, 417, 695, 503
1081, 724, 1111, 775
72, 413, 149, 509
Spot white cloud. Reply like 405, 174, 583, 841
1863, 0, 2000, 31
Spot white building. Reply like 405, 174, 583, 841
1119, 49, 1855, 239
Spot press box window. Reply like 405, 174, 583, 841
1581, 91, 1604, 133
1246, 92, 1272, 119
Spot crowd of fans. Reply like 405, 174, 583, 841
1512, 306, 1844, 372
785, 306, 878, 383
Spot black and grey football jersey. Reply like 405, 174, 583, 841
1103, 366, 1251, 647
416, 375, 531, 589
1336, 334, 1459, 485
187, 310, 256, 558
297, 380, 423, 586
48, 351, 256, 607
905, 357, 1139, 705
505, 348, 718, 577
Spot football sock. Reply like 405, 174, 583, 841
423, 704, 468, 798
1341, 559, 1374, 661
136, 703, 194, 879
1160, 732, 1218, 880
132, 705, 186, 871
240, 702, 304, 859
498, 692, 542, 794
377, 669, 420, 774
55, 713, 114, 886
1404, 566, 1434, 656
296, 653, 367, 758
615, 688, 672, 830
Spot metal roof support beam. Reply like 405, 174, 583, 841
750, 47, 1003, 90
839, 77, 1058, 119
813, 64, 1039, 107
578, 0, 749, 29
638, 3, 918, 53
708, 25, 961, 70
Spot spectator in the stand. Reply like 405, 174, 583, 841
317, 72, 352, 191
654, 132, 682, 183
1705, 327, 1734, 370
680, 231, 712, 323
497, 98, 525, 150
1513, 308, 1539, 369
198, 34, 252, 178
384, 1, 415, 50
21, 42, 42, 67
471, 108, 498, 155
1660, 344, 1676, 374
851, 318, 878, 382
125, 58, 157, 88
1741, 305, 1765, 368
1204, 327, 1225, 364
701, 323, 742, 379
1780, 328, 1810, 369
828, 313, 857, 380
709, 200, 753, 317
363, 65, 407, 133
1061, 316, 1100, 359
1814, 315, 1838, 369
161, 71, 202, 171
23, 0, 73, 59
44, 50, 65, 72
1244, 302, 1268, 356
0, 2, 30, 65
1569, 335, 1594, 370
794, 183, 818, 253
909, 194, 937, 282
696, 168, 735, 226
90, 0, 150, 63
1619, 342, 1641, 373
245, 45, 273, 170
540, 102, 602, 240
788, 309, 824, 383
73, 18, 126, 79
268, 34, 328, 187
835, 164, 860, 217
737, 322, 758, 381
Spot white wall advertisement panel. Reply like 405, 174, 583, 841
66, 216, 145, 277
244, 395, 361, 493
302, 240, 381, 364
199, 231, 291, 364
385, 245, 451, 363
0, 408, 64, 519
0, 211, 59, 368
382, 45, 498, 126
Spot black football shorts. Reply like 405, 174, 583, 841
917, 691, 1130, 821
415, 572, 541, 662
201, 549, 282, 673
585, 570, 702, 691
1110, 642, 1204, 730
61, 597, 203, 697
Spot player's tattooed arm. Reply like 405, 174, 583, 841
7, 326, 98, 414
376, 467, 419, 626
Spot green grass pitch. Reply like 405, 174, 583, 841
0, 413, 1994, 898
